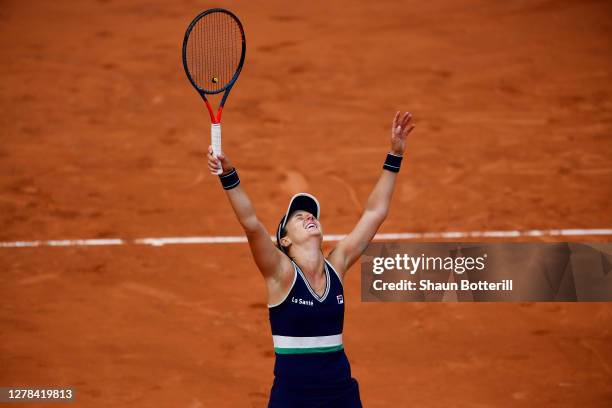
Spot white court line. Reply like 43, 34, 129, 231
0, 229, 611, 248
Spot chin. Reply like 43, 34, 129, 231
310, 231, 323, 239
301, 230, 322, 241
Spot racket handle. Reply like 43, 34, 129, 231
211, 123, 222, 175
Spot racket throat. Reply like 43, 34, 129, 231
203, 99, 223, 124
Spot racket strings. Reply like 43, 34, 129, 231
186, 11, 243, 93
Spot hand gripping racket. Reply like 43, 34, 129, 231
182, 9, 246, 174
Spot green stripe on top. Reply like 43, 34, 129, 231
274, 344, 344, 355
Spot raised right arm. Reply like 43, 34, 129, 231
207, 146, 289, 280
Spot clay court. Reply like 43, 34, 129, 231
1, 0, 612, 406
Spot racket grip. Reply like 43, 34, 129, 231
211, 123, 222, 175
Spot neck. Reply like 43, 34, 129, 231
290, 244, 324, 276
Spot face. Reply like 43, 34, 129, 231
282, 210, 323, 249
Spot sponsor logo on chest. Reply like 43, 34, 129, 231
291, 296, 314, 307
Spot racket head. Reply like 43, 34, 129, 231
182, 8, 246, 96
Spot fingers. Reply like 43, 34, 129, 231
399, 123, 415, 140
392, 111, 413, 135
390, 111, 415, 141
392, 111, 400, 130
402, 124, 415, 138
208, 162, 220, 174
207, 145, 215, 160
400, 112, 412, 128
207, 145, 221, 174
208, 160, 221, 175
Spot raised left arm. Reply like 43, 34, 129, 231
328, 111, 415, 278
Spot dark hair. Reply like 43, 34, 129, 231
277, 210, 300, 253
276, 215, 289, 252
278, 225, 288, 241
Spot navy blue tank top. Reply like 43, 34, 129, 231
268, 258, 351, 383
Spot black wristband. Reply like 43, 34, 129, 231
219, 168, 240, 190
383, 153, 403, 173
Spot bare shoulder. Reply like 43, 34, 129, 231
265, 252, 297, 305
326, 248, 347, 281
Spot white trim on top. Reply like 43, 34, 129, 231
324, 259, 343, 287
268, 262, 298, 308
295, 261, 330, 302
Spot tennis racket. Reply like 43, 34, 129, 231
182, 8, 246, 174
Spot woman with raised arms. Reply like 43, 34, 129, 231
207, 112, 415, 407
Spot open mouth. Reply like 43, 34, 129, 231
305, 222, 317, 230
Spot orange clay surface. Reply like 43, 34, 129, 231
1, 0, 612, 407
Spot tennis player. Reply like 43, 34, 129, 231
207, 112, 414, 407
